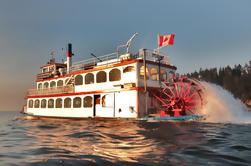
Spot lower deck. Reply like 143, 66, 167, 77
26, 90, 138, 118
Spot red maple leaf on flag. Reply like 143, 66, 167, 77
158, 34, 175, 47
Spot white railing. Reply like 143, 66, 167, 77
27, 85, 74, 96
70, 52, 119, 72
69, 49, 171, 73
138, 49, 171, 65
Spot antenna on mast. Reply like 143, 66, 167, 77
50, 50, 55, 58
90, 53, 102, 62
117, 33, 139, 55
61, 47, 65, 63
125, 33, 138, 53
49, 50, 56, 63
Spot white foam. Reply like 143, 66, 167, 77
200, 82, 251, 124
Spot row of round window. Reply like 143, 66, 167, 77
38, 67, 133, 89
37, 66, 170, 89
38, 80, 63, 89
139, 66, 169, 81
28, 96, 93, 109
75, 68, 122, 85
75, 66, 169, 85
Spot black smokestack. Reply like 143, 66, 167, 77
67, 43, 72, 57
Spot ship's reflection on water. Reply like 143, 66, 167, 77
20, 118, 204, 165
24, 119, 162, 164
2, 115, 251, 166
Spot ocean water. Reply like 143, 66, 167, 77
0, 111, 250, 166
1, 83, 251, 166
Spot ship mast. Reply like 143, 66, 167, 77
117, 33, 138, 56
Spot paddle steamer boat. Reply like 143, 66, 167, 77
23, 34, 205, 120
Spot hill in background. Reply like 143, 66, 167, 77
187, 61, 251, 108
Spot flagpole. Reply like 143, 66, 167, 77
157, 33, 160, 54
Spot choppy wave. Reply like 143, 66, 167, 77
0, 112, 251, 166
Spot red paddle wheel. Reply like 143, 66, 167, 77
152, 76, 206, 117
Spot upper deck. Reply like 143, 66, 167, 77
27, 48, 177, 97
70, 49, 173, 73
36, 48, 175, 81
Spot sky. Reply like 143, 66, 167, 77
0, 0, 251, 111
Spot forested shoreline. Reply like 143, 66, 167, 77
186, 61, 251, 107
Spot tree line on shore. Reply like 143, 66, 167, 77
186, 60, 251, 105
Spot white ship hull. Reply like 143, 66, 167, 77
26, 90, 138, 119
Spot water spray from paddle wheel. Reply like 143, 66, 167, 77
152, 75, 206, 117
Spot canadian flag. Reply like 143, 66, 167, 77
158, 34, 175, 47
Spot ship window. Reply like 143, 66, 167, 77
85, 73, 94, 84
169, 70, 175, 74
150, 68, 158, 81
57, 80, 63, 87
64, 98, 71, 108
50, 81, 56, 88
28, 100, 33, 108
48, 99, 54, 108
73, 97, 81, 108
34, 99, 40, 108
75, 75, 83, 85
96, 71, 107, 83
38, 83, 42, 89
83, 96, 93, 108
123, 66, 135, 73
41, 99, 47, 108
109, 68, 121, 82
56, 98, 62, 108
139, 66, 149, 79
102, 94, 113, 107
65, 79, 69, 84
160, 69, 167, 81
42, 68, 48, 73
169, 70, 175, 77
44, 82, 49, 89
